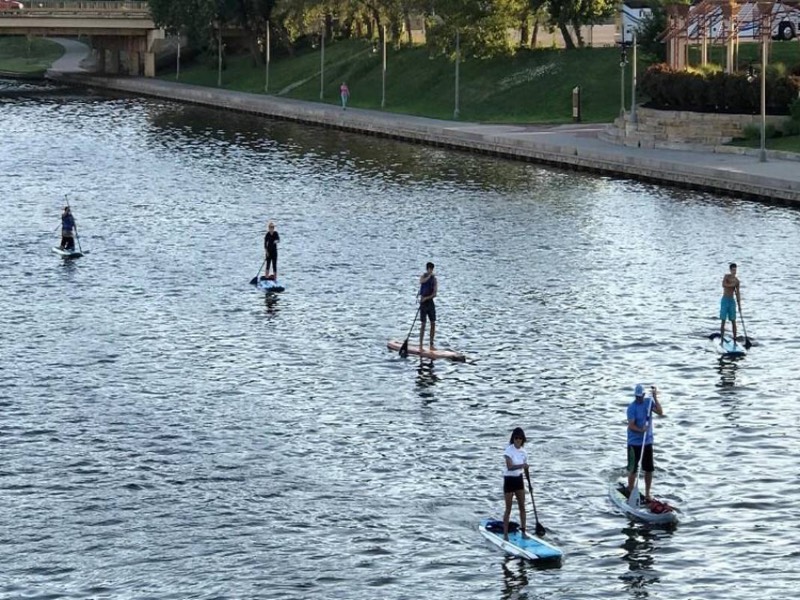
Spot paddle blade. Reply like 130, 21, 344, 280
535, 521, 546, 537
628, 487, 640, 508
250, 277, 258, 285
744, 337, 753, 350
398, 339, 409, 358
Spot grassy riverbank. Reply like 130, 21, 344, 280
0, 37, 64, 75
165, 41, 657, 123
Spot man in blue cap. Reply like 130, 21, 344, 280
626, 384, 664, 501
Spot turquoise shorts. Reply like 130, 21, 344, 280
720, 297, 737, 321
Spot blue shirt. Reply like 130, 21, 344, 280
61, 213, 75, 231
627, 398, 654, 446
419, 274, 436, 299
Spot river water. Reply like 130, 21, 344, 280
1, 78, 799, 600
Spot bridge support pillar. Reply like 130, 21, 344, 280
107, 49, 120, 75
129, 51, 141, 76
144, 52, 155, 77
94, 47, 105, 73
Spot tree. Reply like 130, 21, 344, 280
545, 0, 616, 49
425, 0, 527, 59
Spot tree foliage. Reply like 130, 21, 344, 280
148, 0, 621, 58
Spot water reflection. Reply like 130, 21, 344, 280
618, 525, 671, 599
716, 357, 740, 388
501, 557, 530, 600
416, 359, 439, 403
263, 292, 281, 317
499, 554, 562, 600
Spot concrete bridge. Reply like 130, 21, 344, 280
0, 1, 163, 76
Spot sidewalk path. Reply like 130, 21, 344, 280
49, 73, 800, 203
47, 38, 91, 75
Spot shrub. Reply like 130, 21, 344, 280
791, 98, 800, 123
639, 63, 800, 114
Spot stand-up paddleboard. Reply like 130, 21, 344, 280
608, 481, 678, 525
387, 340, 465, 361
709, 333, 746, 357
52, 246, 83, 259
478, 519, 563, 562
254, 277, 285, 293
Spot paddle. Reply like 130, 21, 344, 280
398, 304, 421, 359
249, 258, 267, 285
73, 222, 84, 255
628, 396, 654, 508
737, 299, 753, 349
524, 469, 547, 537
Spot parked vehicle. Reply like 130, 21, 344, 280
0, 1, 24, 9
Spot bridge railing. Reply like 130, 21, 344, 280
23, 1, 150, 13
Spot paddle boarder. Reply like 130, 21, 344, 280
719, 262, 741, 342
263, 221, 280, 280
59, 206, 76, 250
418, 262, 437, 351
503, 427, 529, 541
626, 384, 664, 501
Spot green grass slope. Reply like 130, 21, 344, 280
165, 41, 657, 124
0, 36, 65, 75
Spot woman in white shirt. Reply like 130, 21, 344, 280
503, 427, 528, 540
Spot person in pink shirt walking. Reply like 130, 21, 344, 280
340, 82, 350, 109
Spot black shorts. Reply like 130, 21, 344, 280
503, 475, 524, 494
419, 300, 436, 323
627, 444, 654, 473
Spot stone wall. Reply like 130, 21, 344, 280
609, 107, 787, 149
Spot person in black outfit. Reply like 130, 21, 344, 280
264, 221, 280, 280
60, 206, 76, 250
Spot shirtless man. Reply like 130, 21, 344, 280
720, 263, 741, 341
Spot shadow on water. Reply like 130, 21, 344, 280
416, 359, 439, 404
618, 524, 674, 599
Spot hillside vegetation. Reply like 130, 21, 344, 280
164, 41, 656, 124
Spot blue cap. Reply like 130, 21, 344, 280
634, 384, 645, 397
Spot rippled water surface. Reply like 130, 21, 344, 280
2, 80, 799, 600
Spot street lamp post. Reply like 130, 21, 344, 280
630, 32, 638, 124
759, 33, 767, 163
265, 19, 270, 93
619, 42, 628, 118
320, 21, 325, 100
454, 29, 460, 119
175, 35, 181, 80
217, 24, 222, 87
381, 24, 387, 109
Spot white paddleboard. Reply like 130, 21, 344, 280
52, 247, 83, 259
710, 334, 746, 357
608, 481, 678, 525
478, 519, 563, 561
255, 277, 285, 292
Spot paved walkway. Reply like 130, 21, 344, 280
47, 37, 92, 75
45, 50, 800, 203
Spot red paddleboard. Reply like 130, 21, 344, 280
387, 340, 466, 361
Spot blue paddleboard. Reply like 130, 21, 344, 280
478, 519, 563, 561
